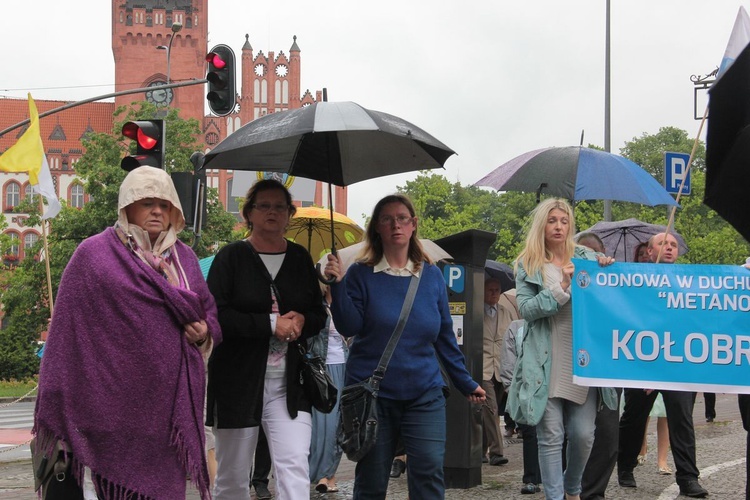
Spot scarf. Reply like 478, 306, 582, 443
34, 227, 220, 499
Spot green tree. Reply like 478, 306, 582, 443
0, 102, 236, 379
399, 172, 536, 264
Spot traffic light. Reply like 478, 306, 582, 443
206, 44, 236, 117
121, 120, 165, 171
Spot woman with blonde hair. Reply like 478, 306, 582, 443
508, 198, 616, 500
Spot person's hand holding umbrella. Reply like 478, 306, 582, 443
324, 253, 344, 283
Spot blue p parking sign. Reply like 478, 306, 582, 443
443, 265, 465, 293
664, 151, 691, 195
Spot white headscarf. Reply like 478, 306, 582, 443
117, 167, 186, 255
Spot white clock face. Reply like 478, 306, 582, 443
146, 81, 173, 107
254, 64, 266, 77
275, 64, 288, 77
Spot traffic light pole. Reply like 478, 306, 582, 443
0, 80, 207, 138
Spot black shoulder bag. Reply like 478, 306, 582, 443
337, 272, 421, 462
245, 241, 338, 413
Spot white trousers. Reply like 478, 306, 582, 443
213, 376, 312, 500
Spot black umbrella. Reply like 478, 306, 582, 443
579, 218, 689, 262
202, 101, 455, 184
202, 101, 455, 281
484, 260, 515, 292
705, 42, 750, 242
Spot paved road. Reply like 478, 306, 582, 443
0, 394, 746, 499
0, 401, 32, 464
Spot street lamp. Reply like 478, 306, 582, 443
156, 21, 183, 84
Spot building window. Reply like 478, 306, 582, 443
24, 184, 34, 202
24, 232, 38, 253
8, 232, 19, 257
5, 182, 20, 211
71, 184, 85, 209
226, 178, 241, 214
146, 15, 153, 27
206, 132, 219, 146
186, 17, 192, 29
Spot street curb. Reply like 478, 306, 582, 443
0, 397, 36, 404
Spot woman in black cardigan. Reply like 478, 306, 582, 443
206, 179, 326, 499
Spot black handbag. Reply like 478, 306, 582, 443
337, 273, 420, 462
30, 438, 70, 498
298, 342, 338, 413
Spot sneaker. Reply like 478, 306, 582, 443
489, 454, 509, 466
254, 483, 273, 500
679, 480, 708, 498
520, 483, 541, 494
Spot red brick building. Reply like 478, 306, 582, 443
0, 0, 346, 260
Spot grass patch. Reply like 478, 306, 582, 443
482, 480, 509, 490
0, 378, 38, 398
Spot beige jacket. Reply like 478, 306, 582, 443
483, 289, 521, 381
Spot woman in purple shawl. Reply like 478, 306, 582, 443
34, 166, 221, 499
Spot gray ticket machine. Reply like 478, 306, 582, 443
434, 229, 497, 489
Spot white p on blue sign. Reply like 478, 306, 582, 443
443, 265, 465, 293
664, 151, 691, 195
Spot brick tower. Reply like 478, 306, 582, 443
112, 0, 207, 120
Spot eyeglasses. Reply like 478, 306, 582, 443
378, 215, 413, 226
252, 203, 289, 213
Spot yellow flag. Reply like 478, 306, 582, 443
0, 94, 60, 219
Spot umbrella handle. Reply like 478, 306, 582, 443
316, 263, 337, 285
316, 246, 337, 285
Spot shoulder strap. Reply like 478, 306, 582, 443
370, 271, 421, 391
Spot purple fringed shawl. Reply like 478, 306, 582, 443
34, 227, 221, 499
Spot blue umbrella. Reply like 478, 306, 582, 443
475, 146, 679, 206
199, 255, 215, 280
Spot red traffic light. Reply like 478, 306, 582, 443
206, 52, 227, 70
121, 120, 165, 171
206, 44, 236, 117
122, 121, 160, 150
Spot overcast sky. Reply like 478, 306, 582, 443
1, 1, 743, 226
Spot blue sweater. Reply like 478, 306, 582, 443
330, 262, 478, 400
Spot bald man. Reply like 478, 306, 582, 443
617, 233, 708, 498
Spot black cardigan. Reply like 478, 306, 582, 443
205, 239, 326, 428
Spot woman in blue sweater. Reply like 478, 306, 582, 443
325, 193, 486, 500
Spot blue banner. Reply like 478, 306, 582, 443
571, 259, 750, 394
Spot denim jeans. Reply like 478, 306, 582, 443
536, 389, 597, 500
353, 386, 446, 500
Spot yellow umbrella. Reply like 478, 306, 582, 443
286, 207, 364, 261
